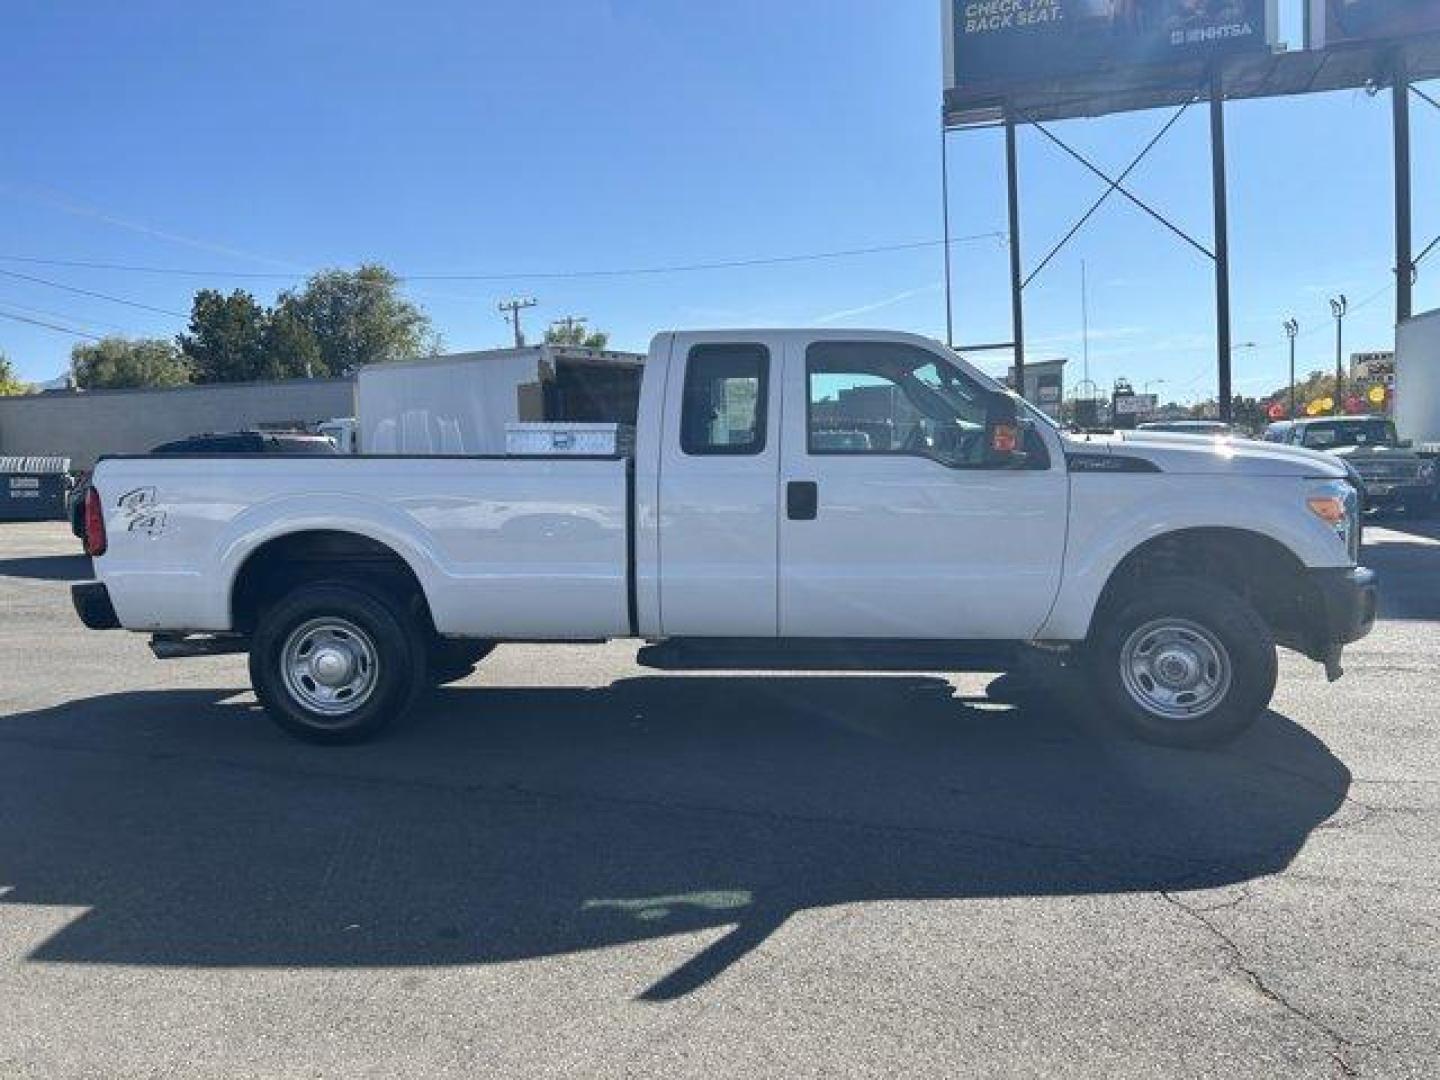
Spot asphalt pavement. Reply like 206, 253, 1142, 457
0, 520, 1436, 1078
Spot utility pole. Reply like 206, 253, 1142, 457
1330, 295, 1348, 416
1283, 318, 1299, 418
498, 297, 537, 349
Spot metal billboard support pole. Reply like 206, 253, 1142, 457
941, 125, 954, 346
1394, 58, 1413, 324
1005, 119, 1025, 395
1209, 72, 1233, 423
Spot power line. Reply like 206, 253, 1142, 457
0, 297, 131, 334
0, 307, 102, 340
0, 232, 1008, 283
0, 268, 187, 318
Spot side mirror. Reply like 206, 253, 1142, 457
984, 392, 1025, 467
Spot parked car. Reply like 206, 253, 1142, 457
1263, 416, 1437, 517
72, 430, 337, 548
73, 329, 1375, 749
1137, 420, 1235, 436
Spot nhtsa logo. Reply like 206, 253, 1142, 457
1171, 22, 1255, 45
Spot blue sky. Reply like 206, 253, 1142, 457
1, 0, 1436, 403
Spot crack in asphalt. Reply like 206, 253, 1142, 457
1159, 890, 1359, 1077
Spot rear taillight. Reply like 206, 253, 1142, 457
84, 487, 107, 557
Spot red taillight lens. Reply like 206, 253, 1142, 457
84, 487, 107, 557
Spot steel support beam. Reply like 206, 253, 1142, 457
1023, 103, 1193, 289
1395, 61, 1413, 323
1029, 120, 1214, 260
941, 127, 955, 346
1005, 120, 1026, 393
1210, 73, 1233, 424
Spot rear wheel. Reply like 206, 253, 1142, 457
250, 581, 426, 744
1089, 579, 1277, 748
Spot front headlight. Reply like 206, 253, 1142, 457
1308, 481, 1360, 562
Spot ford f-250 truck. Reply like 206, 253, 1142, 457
72, 330, 1377, 747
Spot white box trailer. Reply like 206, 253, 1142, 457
1395, 308, 1440, 454
358, 346, 644, 455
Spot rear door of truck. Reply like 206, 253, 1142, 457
655, 334, 786, 636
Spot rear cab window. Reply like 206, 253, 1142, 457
679, 344, 769, 455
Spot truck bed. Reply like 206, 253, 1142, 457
90, 454, 633, 639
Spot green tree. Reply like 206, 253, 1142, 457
70, 337, 192, 390
274, 264, 435, 375
179, 289, 297, 383
544, 320, 610, 350
0, 353, 29, 395
261, 306, 324, 380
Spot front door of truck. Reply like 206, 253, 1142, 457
657, 336, 784, 636
777, 337, 1068, 640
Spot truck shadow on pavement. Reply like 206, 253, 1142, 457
0, 677, 1349, 1001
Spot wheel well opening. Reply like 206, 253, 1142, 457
1094, 528, 1322, 652
231, 530, 432, 635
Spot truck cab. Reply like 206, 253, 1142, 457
74, 329, 1377, 749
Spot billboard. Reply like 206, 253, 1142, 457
945, 0, 1276, 107
1307, 0, 1440, 49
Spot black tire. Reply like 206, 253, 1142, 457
1088, 578, 1277, 748
428, 639, 496, 686
249, 581, 426, 745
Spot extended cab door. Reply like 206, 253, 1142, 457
655, 334, 784, 636
777, 335, 1068, 640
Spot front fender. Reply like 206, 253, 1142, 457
1037, 475, 1350, 641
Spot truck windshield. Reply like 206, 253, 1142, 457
1300, 420, 1397, 449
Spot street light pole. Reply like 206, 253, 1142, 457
1330, 296, 1348, 416
1283, 318, 1299, 418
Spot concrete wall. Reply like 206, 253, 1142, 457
0, 378, 355, 469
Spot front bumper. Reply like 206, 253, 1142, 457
72, 581, 120, 630
1357, 481, 1434, 511
1309, 566, 1378, 648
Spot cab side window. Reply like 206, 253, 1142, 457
806, 341, 991, 468
680, 344, 769, 455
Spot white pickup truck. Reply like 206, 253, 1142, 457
73, 329, 1376, 747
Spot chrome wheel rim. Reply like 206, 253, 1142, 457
1118, 618, 1232, 721
280, 616, 379, 720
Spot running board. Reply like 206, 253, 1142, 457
635, 638, 1017, 673
149, 633, 249, 659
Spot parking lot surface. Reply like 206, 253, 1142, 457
1, 520, 1436, 1078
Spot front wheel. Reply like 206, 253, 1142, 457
249, 581, 426, 744
1089, 579, 1277, 748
